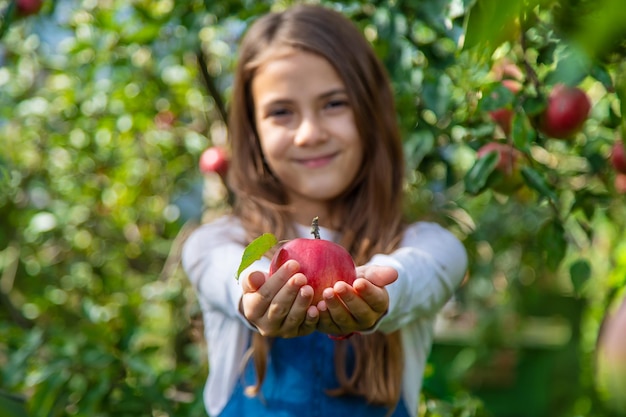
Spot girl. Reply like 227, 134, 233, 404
182, 4, 467, 417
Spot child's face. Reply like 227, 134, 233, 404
251, 48, 364, 224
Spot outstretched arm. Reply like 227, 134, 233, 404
315, 222, 467, 337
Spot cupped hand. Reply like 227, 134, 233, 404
240, 260, 319, 338
316, 265, 398, 336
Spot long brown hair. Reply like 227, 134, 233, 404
227, 4, 407, 408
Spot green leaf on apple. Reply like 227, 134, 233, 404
235, 233, 278, 280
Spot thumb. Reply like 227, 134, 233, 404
242, 271, 267, 293
358, 265, 398, 287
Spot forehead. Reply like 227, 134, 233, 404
249, 45, 317, 74
251, 48, 345, 95
258, 48, 337, 74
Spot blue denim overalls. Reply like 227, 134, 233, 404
219, 331, 410, 417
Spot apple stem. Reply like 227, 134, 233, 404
310, 216, 321, 239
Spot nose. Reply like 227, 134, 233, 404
293, 114, 327, 146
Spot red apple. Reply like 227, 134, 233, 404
489, 108, 514, 137
611, 141, 626, 174
491, 58, 524, 82
615, 173, 626, 194
269, 217, 356, 304
476, 142, 525, 194
199, 146, 229, 176
596, 296, 626, 413
16, 0, 43, 16
538, 84, 591, 139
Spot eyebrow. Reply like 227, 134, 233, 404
259, 88, 348, 107
319, 88, 347, 98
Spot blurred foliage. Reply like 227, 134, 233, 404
1, 0, 626, 416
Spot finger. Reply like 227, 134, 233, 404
241, 265, 299, 323
273, 280, 314, 329
246, 273, 310, 337
356, 265, 398, 286
332, 281, 381, 327
266, 273, 308, 323
297, 305, 320, 336
242, 271, 267, 293
353, 278, 390, 314
250, 260, 299, 309
264, 259, 300, 290
323, 286, 359, 333
316, 307, 342, 335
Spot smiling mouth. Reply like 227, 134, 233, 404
294, 153, 338, 168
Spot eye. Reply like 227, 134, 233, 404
267, 107, 292, 118
325, 99, 349, 109
323, 99, 350, 116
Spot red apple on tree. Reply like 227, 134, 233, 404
476, 141, 525, 194
16, 0, 43, 16
199, 146, 229, 177
491, 58, 524, 83
269, 217, 356, 304
538, 84, 591, 139
615, 173, 626, 194
611, 141, 626, 174
489, 108, 514, 136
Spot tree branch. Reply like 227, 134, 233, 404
197, 49, 228, 126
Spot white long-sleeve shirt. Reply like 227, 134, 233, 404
181, 215, 467, 417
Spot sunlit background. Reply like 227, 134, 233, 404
1, 0, 626, 416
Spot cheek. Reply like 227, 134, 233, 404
257, 127, 288, 167
347, 129, 364, 166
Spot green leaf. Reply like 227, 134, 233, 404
521, 95, 547, 117
544, 45, 592, 87
235, 233, 278, 280
478, 83, 515, 113
0, 391, 28, 417
538, 220, 567, 272
520, 166, 558, 204
28, 369, 71, 417
511, 114, 533, 150
0, 0, 17, 41
590, 64, 614, 91
570, 259, 591, 295
404, 129, 435, 170
571, 189, 611, 220
464, 151, 498, 195
462, 0, 525, 53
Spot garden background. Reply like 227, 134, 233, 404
1, 0, 626, 416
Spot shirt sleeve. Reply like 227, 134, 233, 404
181, 216, 268, 325
367, 221, 468, 334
